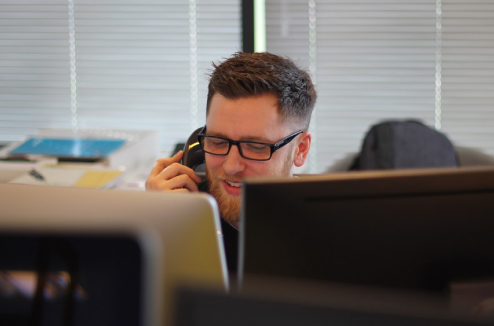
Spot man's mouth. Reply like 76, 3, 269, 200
225, 180, 241, 188
222, 179, 242, 196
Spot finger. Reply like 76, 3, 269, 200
148, 151, 184, 178
160, 162, 202, 184
161, 173, 200, 192
173, 188, 191, 194
147, 173, 199, 192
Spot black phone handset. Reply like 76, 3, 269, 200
181, 126, 206, 171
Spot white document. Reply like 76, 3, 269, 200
9, 167, 87, 187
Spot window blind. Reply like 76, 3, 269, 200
0, 1, 72, 141
266, 0, 494, 173
441, 1, 494, 149
0, 0, 241, 154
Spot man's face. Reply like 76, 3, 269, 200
205, 93, 307, 227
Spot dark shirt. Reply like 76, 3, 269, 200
198, 180, 239, 273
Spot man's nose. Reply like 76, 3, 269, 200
223, 144, 246, 175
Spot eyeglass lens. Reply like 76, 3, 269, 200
201, 137, 271, 160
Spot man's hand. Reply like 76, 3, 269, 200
145, 151, 203, 193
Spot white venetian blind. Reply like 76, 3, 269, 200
195, 1, 243, 131
0, 1, 72, 140
441, 1, 494, 151
267, 0, 494, 173
0, 0, 241, 153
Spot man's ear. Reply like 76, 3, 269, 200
293, 131, 311, 167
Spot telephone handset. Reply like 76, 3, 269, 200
181, 126, 206, 172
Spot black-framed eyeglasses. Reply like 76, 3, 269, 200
198, 126, 303, 161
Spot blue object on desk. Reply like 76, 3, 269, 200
9, 138, 125, 159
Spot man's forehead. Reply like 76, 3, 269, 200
207, 93, 284, 130
206, 93, 306, 132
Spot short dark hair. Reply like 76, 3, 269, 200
206, 52, 317, 130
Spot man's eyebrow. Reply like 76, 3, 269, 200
206, 131, 272, 143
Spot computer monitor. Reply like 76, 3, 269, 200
0, 183, 228, 326
239, 166, 494, 316
175, 278, 494, 326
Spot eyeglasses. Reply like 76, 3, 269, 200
198, 127, 303, 161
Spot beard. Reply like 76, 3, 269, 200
206, 169, 242, 226
205, 152, 294, 227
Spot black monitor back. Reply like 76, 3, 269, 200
176, 278, 494, 326
239, 167, 494, 300
0, 234, 141, 326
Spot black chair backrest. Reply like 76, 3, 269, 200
350, 120, 459, 170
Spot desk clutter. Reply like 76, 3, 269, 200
8, 164, 124, 188
0, 128, 158, 188
9, 137, 125, 160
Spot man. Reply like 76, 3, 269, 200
146, 52, 317, 272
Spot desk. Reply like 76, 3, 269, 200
0, 129, 159, 189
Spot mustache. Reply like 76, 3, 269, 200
206, 169, 244, 181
